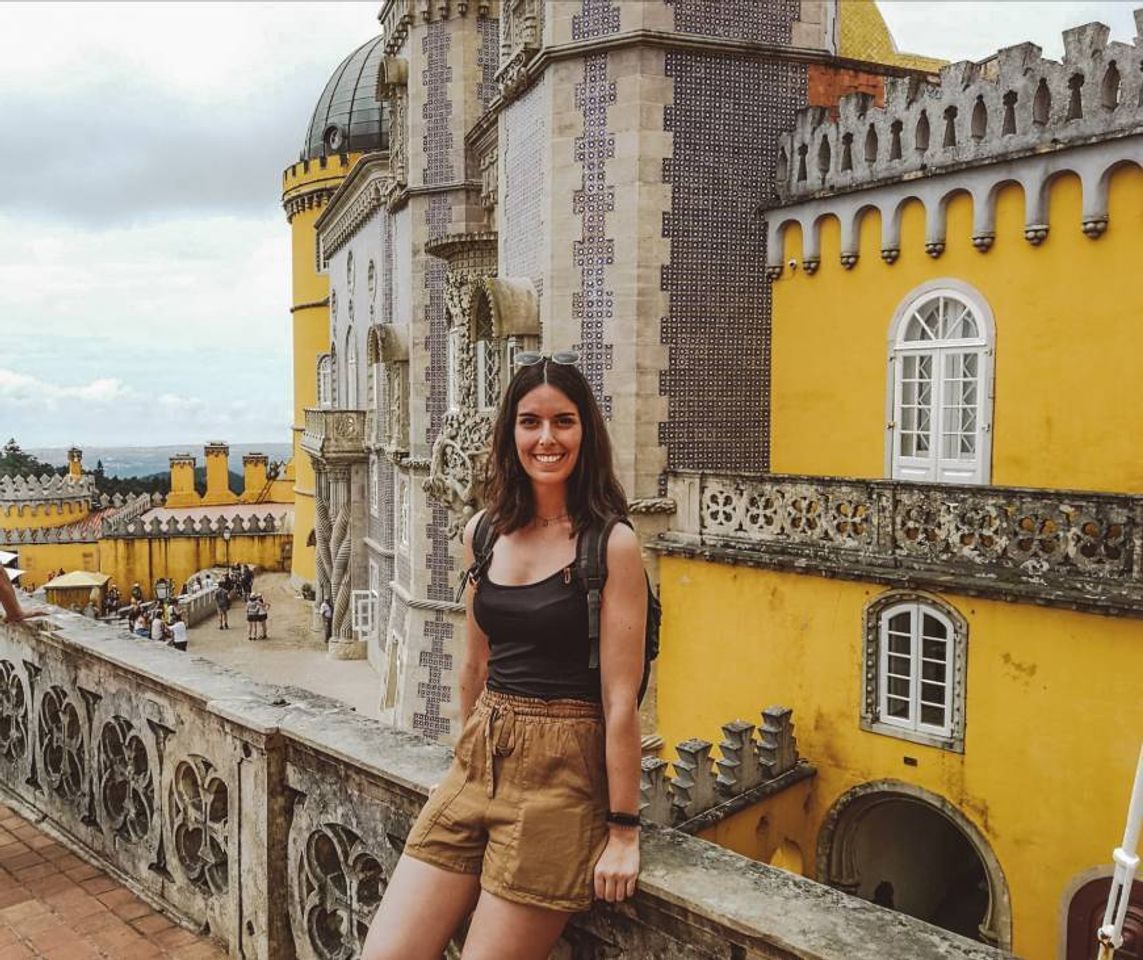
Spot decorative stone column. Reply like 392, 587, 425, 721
327, 466, 352, 643
313, 466, 333, 613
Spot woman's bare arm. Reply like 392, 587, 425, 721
594, 521, 647, 902
457, 512, 491, 724
0, 574, 43, 623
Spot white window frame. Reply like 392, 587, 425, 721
317, 355, 332, 409
877, 602, 953, 738
351, 588, 373, 637
345, 328, 358, 409
446, 327, 461, 412
885, 280, 995, 485
398, 480, 409, 547
861, 592, 968, 753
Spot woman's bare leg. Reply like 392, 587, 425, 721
361, 856, 481, 960
459, 890, 573, 960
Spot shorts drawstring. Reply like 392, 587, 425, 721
484, 703, 517, 798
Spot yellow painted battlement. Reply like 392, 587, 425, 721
0, 499, 90, 530
282, 152, 359, 199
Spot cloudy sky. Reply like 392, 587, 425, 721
0, 2, 1136, 447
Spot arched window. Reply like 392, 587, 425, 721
473, 295, 500, 412
862, 593, 968, 752
317, 355, 332, 409
888, 284, 994, 485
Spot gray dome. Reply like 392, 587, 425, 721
302, 35, 388, 161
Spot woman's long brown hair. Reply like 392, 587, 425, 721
483, 360, 627, 536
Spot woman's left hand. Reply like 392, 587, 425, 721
593, 828, 640, 903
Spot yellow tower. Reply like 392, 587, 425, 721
240, 453, 268, 503
166, 454, 200, 508
201, 443, 239, 507
66, 448, 83, 480
282, 33, 387, 586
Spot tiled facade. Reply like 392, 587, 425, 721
307, 0, 913, 739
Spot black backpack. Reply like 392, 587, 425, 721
458, 512, 662, 704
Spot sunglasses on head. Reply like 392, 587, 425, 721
513, 350, 580, 368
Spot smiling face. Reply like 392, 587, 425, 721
514, 383, 583, 490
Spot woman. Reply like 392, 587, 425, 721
363, 353, 646, 960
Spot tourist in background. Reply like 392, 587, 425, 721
170, 613, 188, 651
215, 583, 231, 630
255, 593, 270, 640
319, 596, 332, 642
132, 612, 149, 638
150, 612, 168, 643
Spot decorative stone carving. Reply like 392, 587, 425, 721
670, 739, 718, 822
171, 755, 229, 896
0, 661, 28, 763
424, 273, 498, 533
300, 823, 386, 960
758, 707, 798, 778
37, 685, 85, 802
497, 0, 542, 100
715, 721, 763, 797
378, 57, 408, 200
97, 715, 154, 844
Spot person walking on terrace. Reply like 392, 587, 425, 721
362, 353, 646, 960
215, 583, 231, 630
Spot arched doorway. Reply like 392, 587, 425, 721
1066, 877, 1143, 960
818, 781, 1012, 949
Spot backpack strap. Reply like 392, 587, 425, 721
578, 516, 625, 669
455, 510, 498, 603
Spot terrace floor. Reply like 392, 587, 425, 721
0, 804, 224, 960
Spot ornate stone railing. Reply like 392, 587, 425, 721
302, 408, 367, 464
0, 613, 1006, 960
664, 471, 1143, 615
98, 512, 290, 540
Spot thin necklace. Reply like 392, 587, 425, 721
535, 512, 569, 528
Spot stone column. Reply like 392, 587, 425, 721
313, 465, 333, 616
327, 466, 352, 643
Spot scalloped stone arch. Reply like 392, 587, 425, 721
816, 779, 1013, 950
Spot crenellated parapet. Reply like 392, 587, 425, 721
640, 706, 813, 832
0, 472, 97, 507
777, 17, 1143, 204
766, 14, 1143, 275
100, 511, 290, 540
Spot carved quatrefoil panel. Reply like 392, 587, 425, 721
301, 823, 386, 960
37, 685, 84, 802
171, 755, 229, 896
97, 716, 154, 844
0, 661, 28, 763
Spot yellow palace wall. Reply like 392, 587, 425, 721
770, 167, 1143, 493
100, 534, 289, 599
657, 558, 1143, 960
15, 542, 100, 589
656, 166, 1143, 958
16, 535, 288, 600
0, 501, 89, 532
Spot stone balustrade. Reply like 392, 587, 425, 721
0, 612, 1006, 959
302, 408, 368, 463
664, 471, 1143, 616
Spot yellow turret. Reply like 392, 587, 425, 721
240, 453, 269, 503
166, 454, 200, 508
67, 448, 83, 480
201, 442, 239, 507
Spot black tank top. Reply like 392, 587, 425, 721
473, 539, 600, 703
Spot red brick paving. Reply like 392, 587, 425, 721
0, 806, 224, 959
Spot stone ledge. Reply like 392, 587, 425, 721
0, 613, 1010, 959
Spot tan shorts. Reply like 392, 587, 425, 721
403, 689, 608, 912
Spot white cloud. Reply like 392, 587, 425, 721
879, 2, 1138, 64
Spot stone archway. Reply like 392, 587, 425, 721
817, 780, 1012, 950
